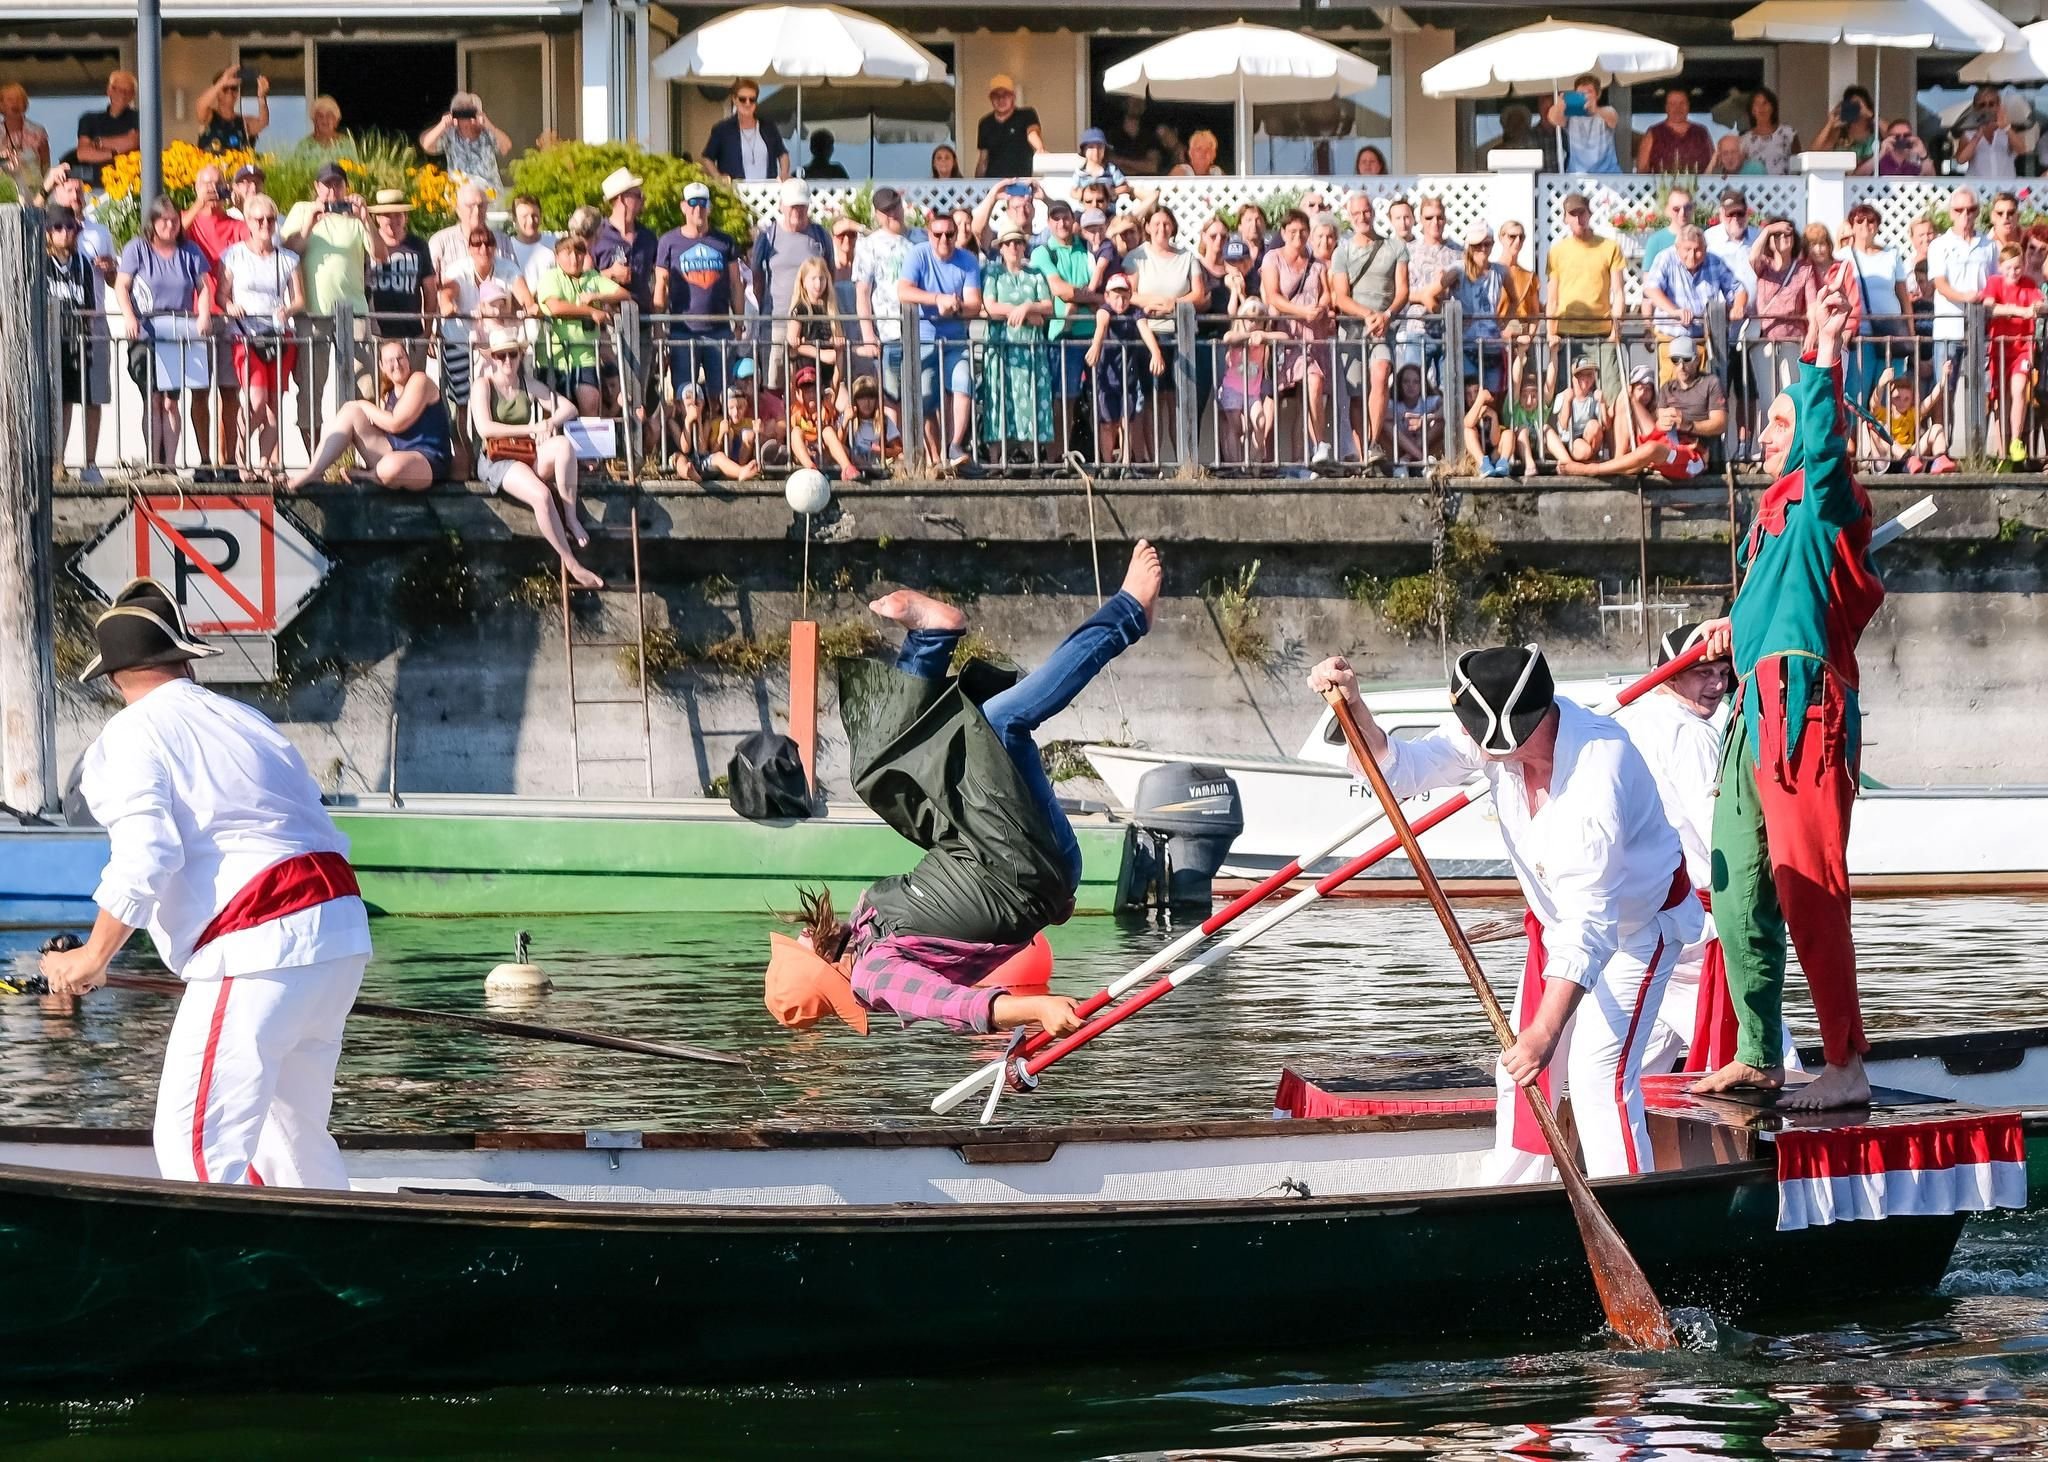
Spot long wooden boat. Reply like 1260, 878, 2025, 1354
0, 794, 1141, 925
1085, 680, 2048, 897
0, 1083, 2032, 1391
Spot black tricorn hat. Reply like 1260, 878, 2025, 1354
79, 577, 221, 682
1658, 621, 1727, 667
1451, 644, 1555, 754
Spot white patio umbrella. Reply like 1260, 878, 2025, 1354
1733, 0, 2024, 130
1419, 18, 1682, 169
1103, 23, 1378, 173
653, 3, 951, 163
1962, 19, 2048, 82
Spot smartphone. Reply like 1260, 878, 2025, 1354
236, 64, 259, 94
325, 199, 352, 215
1839, 97, 1863, 126
1563, 90, 1588, 117
1002, 181, 1033, 199
451, 105, 479, 122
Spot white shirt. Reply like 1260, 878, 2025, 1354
1613, 690, 1723, 892
82, 678, 371, 981
220, 242, 301, 326
1706, 224, 1758, 293
1929, 229, 1997, 340
506, 231, 559, 284
1373, 698, 1697, 990
1966, 128, 2016, 179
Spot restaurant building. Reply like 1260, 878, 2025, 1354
5, 1, 2048, 177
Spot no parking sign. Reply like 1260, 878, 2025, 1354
73, 494, 333, 636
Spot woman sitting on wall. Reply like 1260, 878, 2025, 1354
470, 326, 604, 590
288, 337, 451, 492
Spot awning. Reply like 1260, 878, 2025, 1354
13, 0, 579, 19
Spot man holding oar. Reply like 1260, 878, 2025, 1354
1692, 283, 1883, 1112
1308, 646, 1700, 1181
40, 579, 372, 1188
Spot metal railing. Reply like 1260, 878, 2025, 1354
52, 293, 2022, 482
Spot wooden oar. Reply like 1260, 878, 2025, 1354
1323, 690, 1675, 1351
25, 939, 745, 1068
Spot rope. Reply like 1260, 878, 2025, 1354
1065, 451, 1131, 739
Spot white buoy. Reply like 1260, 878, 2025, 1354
785, 467, 831, 516
486, 929, 551, 994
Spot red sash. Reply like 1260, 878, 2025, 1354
191, 850, 360, 953
1511, 864, 1690, 1155
1681, 889, 1737, 1073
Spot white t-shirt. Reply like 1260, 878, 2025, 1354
1928, 229, 1998, 340
1125, 243, 1197, 303
1847, 246, 1905, 321
506, 232, 559, 283
221, 242, 301, 326
739, 125, 770, 181
441, 255, 522, 347
1966, 128, 2016, 179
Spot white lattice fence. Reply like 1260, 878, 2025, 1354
735, 173, 1526, 242
1537, 172, 1808, 304
1847, 178, 1960, 253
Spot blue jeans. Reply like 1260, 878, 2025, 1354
894, 590, 1149, 890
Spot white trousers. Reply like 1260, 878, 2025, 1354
152, 953, 367, 1190
1642, 933, 1804, 1077
1484, 910, 1684, 1185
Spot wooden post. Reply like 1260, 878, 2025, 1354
0, 205, 59, 814
788, 618, 819, 797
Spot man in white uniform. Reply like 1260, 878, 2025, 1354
1617, 622, 1801, 1076
1310, 645, 1700, 1182
41, 579, 372, 1189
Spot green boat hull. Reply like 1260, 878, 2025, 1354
327, 797, 1139, 917
0, 1127, 2009, 1392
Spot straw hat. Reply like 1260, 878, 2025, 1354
368, 189, 411, 215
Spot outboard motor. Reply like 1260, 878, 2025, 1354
1128, 762, 1244, 909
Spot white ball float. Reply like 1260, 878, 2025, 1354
785, 467, 832, 516
486, 929, 552, 994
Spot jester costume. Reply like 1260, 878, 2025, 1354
1710, 358, 1886, 1072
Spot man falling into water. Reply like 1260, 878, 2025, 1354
1693, 284, 1885, 1111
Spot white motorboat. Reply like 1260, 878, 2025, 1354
1084, 677, 2048, 896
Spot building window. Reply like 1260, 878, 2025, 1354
0, 46, 122, 174
235, 45, 310, 151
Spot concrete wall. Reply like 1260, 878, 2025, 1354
48, 483, 2048, 800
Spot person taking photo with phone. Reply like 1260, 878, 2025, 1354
195, 65, 267, 154
421, 92, 514, 194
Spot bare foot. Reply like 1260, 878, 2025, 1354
567, 562, 605, 591
567, 509, 591, 549
1780, 1055, 1871, 1112
1690, 1059, 1785, 1096
1121, 539, 1163, 625
869, 588, 966, 632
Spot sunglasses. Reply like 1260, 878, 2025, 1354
735, 95, 759, 105
47, 221, 78, 232
929, 228, 955, 240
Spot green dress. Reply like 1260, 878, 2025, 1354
978, 263, 1054, 447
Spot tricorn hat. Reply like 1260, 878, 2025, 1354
80, 577, 221, 683
1451, 644, 1555, 754
1658, 621, 1727, 667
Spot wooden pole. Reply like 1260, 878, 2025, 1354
788, 618, 819, 796
0, 205, 59, 815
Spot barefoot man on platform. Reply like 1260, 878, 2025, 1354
1310, 645, 1701, 1181
764, 542, 1163, 1040
1693, 284, 1885, 1112
40, 579, 372, 1188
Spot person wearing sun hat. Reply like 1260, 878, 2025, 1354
1307, 644, 1699, 1183
42, 579, 372, 1190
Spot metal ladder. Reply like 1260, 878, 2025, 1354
559, 502, 654, 798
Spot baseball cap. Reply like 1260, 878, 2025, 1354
477, 280, 512, 306
1719, 187, 1749, 211
682, 181, 712, 204
315, 162, 347, 187
1465, 220, 1493, 246
780, 177, 812, 208
1079, 207, 1107, 229
1222, 237, 1250, 262
733, 357, 757, 380
793, 363, 819, 387
1668, 335, 1700, 360
1045, 199, 1074, 221
988, 73, 1017, 95
233, 162, 265, 184
1105, 272, 1132, 292
1079, 126, 1108, 148
1573, 357, 1600, 376
1629, 363, 1656, 387
872, 186, 902, 213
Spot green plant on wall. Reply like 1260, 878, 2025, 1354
391, 534, 483, 637
1346, 521, 1589, 642
1204, 560, 1273, 667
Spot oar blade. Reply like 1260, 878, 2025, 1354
1559, 1165, 1676, 1351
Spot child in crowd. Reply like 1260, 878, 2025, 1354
787, 363, 859, 479
1981, 241, 2044, 463
43, 207, 100, 471
1462, 383, 1514, 477
705, 378, 763, 482
1544, 357, 1608, 465
786, 256, 848, 406
1085, 272, 1165, 468
534, 232, 627, 418
1390, 361, 1442, 472
1216, 297, 1287, 466
845, 375, 901, 475
1861, 369, 1952, 474
1071, 128, 1131, 200
668, 381, 709, 481
1503, 374, 1545, 476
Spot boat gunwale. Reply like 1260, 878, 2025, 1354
0, 1148, 1781, 1233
